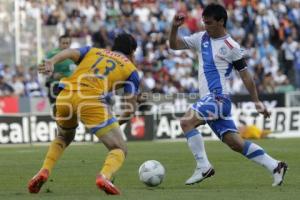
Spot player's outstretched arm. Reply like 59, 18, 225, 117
38, 49, 80, 75
118, 94, 137, 125
50, 49, 81, 65
239, 69, 271, 118
169, 13, 188, 50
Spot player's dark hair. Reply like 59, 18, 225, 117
202, 3, 227, 28
112, 33, 137, 55
59, 34, 71, 42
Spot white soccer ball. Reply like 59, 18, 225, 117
138, 160, 165, 187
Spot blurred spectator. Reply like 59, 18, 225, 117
120, 0, 134, 17
274, 69, 288, 86
185, 12, 199, 33
281, 35, 298, 79
169, 62, 187, 81
275, 79, 295, 93
0, 75, 14, 96
25, 67, 44, 97
261, 73, 275, 94
180, 73, 198, 93
261, 53, 279, 76
11, 75, 25, 96
142, 72, 156, 91
15, 65, 29, 79
294, 43, 300, 89
152, 82, 164, 93
258, 40, 277, 60
163, 81, 178, 95
227, 76, 245, 94
0, 64, 14, 82
1, 0, 300, 96
162, 54, 176, 71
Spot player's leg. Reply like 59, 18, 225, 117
209, 94, 288, 186
95, 125, 126, 195
28, 90, 78, 193
181, 96, 216, 185
79, 94, 123, 195
28, 126, 77, 193
222, 132, 288, 186
41, 125, 76, 173
96, 125, 127, 180
41, 89, 77, 174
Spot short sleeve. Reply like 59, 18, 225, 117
76, 46, 91, 63
231, 45, 247, 71
231, 46, 244, 62
182, 32, 204, 51
224, 38, 247, 71
124, 71, 140, 94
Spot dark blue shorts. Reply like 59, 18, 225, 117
191, 94, 238, 139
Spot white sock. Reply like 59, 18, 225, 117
243, 141, 278, 173
185, 129, 211, 170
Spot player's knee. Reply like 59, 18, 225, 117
226, 140, 243, 153
223, 133, 244, 153
57, 128, 76, 146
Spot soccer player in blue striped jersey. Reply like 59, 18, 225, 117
169, 3, 287, 187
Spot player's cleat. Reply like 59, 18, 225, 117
28, 169, 49, 193
96, 175, 121, 195
272, 161, 288, 186
185, 167, 215, 185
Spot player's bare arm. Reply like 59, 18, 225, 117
169, 13, 188, 50
38, 49, 80, 75
118, 94, 138, 125
239, 69, 271, 118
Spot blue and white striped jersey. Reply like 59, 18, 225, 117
183, 31, 245, 97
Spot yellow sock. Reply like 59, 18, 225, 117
42, 138, 66, 173
100, 149, 125, 180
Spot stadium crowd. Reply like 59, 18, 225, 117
0, 0, 300, 97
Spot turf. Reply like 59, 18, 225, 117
0, 138, 299, 200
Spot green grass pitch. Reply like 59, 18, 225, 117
0, 138, 299, 200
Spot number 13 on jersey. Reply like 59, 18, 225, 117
90, 56, 116, 79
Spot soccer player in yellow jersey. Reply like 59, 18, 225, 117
28, 33, 139, 195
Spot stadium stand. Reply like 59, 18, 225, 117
0, 0, 299, 97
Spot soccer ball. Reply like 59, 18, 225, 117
138, 160, 165, 187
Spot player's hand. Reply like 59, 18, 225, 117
38, 59, 54, 75
172, 13, 186, 27
255, 101, 271, 118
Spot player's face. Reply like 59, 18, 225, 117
203, 16, 224, 38
59, 38, 72, 49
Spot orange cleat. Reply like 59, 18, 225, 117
96, 175, 120, 195
28, 169, 49, 193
